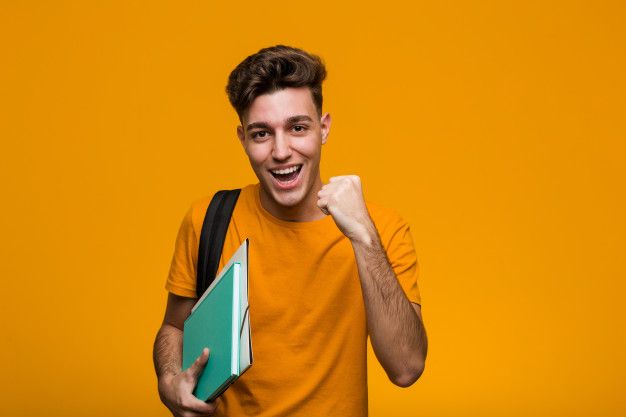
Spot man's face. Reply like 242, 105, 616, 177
237, 87, 331, 215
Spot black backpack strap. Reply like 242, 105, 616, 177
196, 189, 241, 298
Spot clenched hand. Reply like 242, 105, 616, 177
317, 175, 376, 244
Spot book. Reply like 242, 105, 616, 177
183, 239, 252, 402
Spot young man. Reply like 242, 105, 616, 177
153, 45, 428, 417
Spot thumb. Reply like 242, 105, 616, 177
187, 347, 210, 380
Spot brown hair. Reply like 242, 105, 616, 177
226, 45, 327, 121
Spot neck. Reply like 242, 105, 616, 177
259, 175, 326, 222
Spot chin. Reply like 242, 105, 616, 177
268, 186, 307, 208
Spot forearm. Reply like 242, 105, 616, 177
153, 323, 184, 383
351, 224, 427, 386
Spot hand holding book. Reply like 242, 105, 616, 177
158, 347, 222, 416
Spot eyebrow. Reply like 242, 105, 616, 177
246, 115, 314, 131
285, 115, 314, 124
246, 121, 271, 131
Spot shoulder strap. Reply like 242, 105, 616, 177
196, 188, 241, 298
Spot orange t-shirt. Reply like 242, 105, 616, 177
166, 183, 421, 417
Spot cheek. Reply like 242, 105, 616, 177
246, 144, 271, 166
292, 136, 321, 158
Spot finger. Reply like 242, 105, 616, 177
318, 181, 338, 195
187, 347, 210, 380
317, 199, 329, 215
181, 394, 219, 415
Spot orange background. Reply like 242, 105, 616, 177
1, 1, 625, 416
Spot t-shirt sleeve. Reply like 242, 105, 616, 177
382, 215, 422, 306
165, 205, 199, 298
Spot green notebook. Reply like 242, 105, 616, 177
183, 239, 252, 402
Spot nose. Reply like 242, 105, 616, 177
271, 131, 292, 161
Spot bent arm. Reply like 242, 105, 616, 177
351, 226, 428, 387
153, 293, 221, 416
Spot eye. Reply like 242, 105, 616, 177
292, 125, 307, 133
251, 131, 268, 140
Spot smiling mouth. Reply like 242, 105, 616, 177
269, 164, 303, 183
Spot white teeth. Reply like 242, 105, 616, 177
271, 165, 300, 175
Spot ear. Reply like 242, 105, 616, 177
320, 112, 331, 145
237, 125, 245, 147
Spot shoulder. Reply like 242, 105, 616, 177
184, 184, 257, 235
179, 195, 212, 242
366, 200, 407, 227
365, 200, 410, 248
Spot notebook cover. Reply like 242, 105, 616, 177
183, 263, 240, 401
